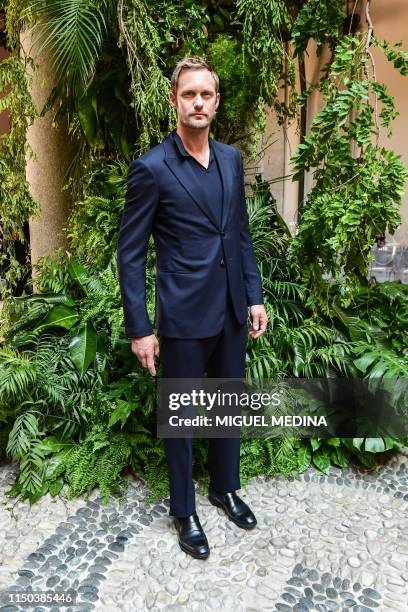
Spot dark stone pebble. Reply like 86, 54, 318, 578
77, 562, 89, 571
307, 569, 319, 582
46, 576, 60, 588
85, 551, 96, 561
78, 585, 98, 594
362, 588, 381, 600
87, 572, 106, 582
27, 553, 45, 563
282, 592, 296, 604
86, 501, 99, 510
101, 550, 118, 560
358, 596, 380, 607
326, 588, 338, 599
321, 572, 332, 586
285, 586, 302, 597
293, 605, 310, 612
304, 587, 313, 599
353, 582, 362, 591
108, 542, 124, 553
59, 578, 70, 590
288, 577, 304, 587
75, 548, 87, 557
79, 592, 98, 603
293, 563, 304, 577
95, 556, 112, 566
116, 536, 128, 544
333, 577, 342, 589
340, 591, 355, 599
88, 565, 107, 575
77, 508, 92, 518
276, 604, 292, 611
18, 570, 34, 578
312, 583, 324, 593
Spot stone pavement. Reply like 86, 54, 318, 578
0, 447, 407, 612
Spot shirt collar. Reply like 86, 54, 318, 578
171, 130, 214, 162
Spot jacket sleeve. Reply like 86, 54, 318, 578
237, 149, 264, 306
117, 158, 159, 339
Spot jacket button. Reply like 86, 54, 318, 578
220, 259, 225, 266
221, 230, 225, 236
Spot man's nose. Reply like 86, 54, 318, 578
193, 96, 204, 107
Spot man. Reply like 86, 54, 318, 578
117, 56, 268, 560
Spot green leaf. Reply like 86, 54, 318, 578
35, 304, 79, 332
326, 437, 341, 447
297, 444, 311, 468
330, 445, 349, 468
68, 324, 98, 373
364, 437, 386, 453
312, 448, 331, 474
48, 478, 64, 497
67, 257, 92, 294
108, 399, 134, 429
353, 353, 377, 373
310, 438, 322, 451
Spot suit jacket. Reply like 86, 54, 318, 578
117, 131, 264, 339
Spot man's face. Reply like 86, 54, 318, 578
170, 68, 220, 130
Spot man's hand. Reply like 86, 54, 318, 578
249, 304, 268, 339
131, 334, 160, 376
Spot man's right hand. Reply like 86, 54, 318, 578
131, 334, 160, 376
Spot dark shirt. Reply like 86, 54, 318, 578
171, 130, 223, 226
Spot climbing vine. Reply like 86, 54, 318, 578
289, 28, 408, 313
0, 8, 39, 296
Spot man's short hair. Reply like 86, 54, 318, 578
170, 56, 219, 94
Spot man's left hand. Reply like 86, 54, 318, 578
249, 304, 268, 339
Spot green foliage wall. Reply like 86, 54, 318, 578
0, 0, 407, 504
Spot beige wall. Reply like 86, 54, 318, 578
264, 0, 408, 245
368, 0, 408, 244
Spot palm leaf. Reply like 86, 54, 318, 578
29, 0, 113, 93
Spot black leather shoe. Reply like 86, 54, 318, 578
173, 512, 210, 559
208, 487, 257, 530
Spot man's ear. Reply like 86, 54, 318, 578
215, 92, 220, 110
169, 91, 177, 109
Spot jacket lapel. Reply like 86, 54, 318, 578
211, 140, 232, 231
164, 136, 220, 230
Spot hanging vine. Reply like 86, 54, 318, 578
289, 8, 408, 313
0, 0, 38, 297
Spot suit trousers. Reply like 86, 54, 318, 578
159, 291, 248, 517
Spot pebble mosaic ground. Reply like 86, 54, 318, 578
0, 447, 407, 612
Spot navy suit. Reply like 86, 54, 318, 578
117, 131, 263, 339
117, 130, 263, 517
